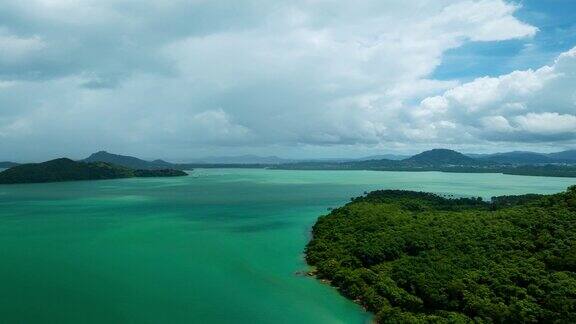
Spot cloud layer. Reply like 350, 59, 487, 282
410, 47, 576, 143
0, 0, 572, 160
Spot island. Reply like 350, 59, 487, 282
306, 186, 576, 323
0, 158, 187, 184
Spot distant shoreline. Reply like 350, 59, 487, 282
269, 166, 576, 178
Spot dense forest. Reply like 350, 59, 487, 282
0, 158, 187, 184
306, 187, 576, 323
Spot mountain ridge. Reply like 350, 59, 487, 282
402, 148, 480, 167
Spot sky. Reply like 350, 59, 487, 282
0, 0, 575, 161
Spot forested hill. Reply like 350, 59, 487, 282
306, 187, 576, 323
0, 158, 187, 184
402, 149, 479, 167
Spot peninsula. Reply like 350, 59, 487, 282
306, 187, 576, 322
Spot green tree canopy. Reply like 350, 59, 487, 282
306, 186, 576, 323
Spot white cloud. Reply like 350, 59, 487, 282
481, 116, 514, 133
431, 0, 537, 42
146, 108, 254, 145
514, 113, 576, 135
411, 46, 576, 143
0, 0, 558, 160
0, 32, 46, 64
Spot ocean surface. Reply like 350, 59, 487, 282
0, 169, 574, 323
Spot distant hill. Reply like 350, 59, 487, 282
548, 149, 576, 161
84, 151, 175, 170
481, 151, 555, 165
0, 158, 186, 184
0, 162, 19, 169
473, 150, 576, 164
402, 149, 480, 167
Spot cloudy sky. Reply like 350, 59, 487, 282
0, 0, 575, 161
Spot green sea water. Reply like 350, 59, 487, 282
0, 169, 574, 324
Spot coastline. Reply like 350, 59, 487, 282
299, 267, 377, 323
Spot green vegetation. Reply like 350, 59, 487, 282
133, 168, 188, 177
403, 149, 480, 167
306, 187, 576, 323
0, 158, 187, 184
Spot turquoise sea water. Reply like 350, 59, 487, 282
0, 169, 574, 324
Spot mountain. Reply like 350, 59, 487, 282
84, 151, 176, 170
0, 162, 19, 169
548, 150, 576, 161
472, 150, 576, 164
402, 149, 480, 167
481, 151, 555, 165
0, 158, 186, 184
